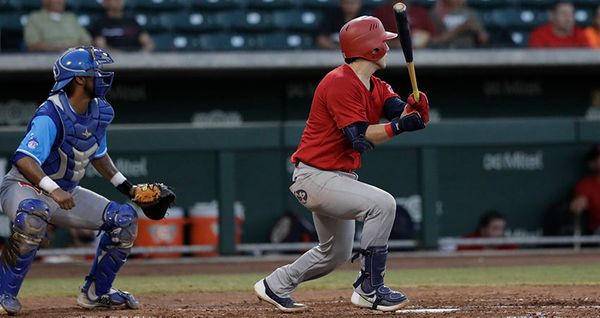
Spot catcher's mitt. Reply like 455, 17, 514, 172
131, 183, 176, 220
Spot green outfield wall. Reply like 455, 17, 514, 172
0, 119, 599, 252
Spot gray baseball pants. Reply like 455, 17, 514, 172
265, 162, 397, 297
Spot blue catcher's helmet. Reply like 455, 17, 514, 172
51, 46, 114, 97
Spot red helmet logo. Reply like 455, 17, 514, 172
339, 16, 397, 61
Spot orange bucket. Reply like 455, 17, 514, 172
135, 206, 186, 258
189, 201, 244, 256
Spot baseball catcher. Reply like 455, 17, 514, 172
0, 46, 174, 315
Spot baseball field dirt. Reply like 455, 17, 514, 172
10, 251, 600, 317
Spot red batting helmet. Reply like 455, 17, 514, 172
339, 16, 397, 61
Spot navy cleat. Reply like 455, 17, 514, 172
254, 279, 306, 312
77, 284, 139, 310
351, 282, 409, 312
350, 246, 410, 312
0, 293, 22, 315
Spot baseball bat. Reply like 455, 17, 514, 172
393, 2, 420, 102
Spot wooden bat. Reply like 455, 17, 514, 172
393, 2, 420, 102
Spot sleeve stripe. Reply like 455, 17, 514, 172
15, 149, 43, 165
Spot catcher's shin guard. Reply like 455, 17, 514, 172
0, 199, 49, 315
80, 202, 138, 309
350, 246, 408, 312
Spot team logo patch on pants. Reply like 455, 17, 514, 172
294, 190, 308, 204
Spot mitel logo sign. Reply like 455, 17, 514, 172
483, 151, 544, 171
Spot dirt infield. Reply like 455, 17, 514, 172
16, 286, 600, 318
12, 251, 600, 317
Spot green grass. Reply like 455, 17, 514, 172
20, 263, 600, 298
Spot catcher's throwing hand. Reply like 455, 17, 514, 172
131, 183, 176, 220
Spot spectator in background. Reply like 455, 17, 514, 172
457, 210, 518, 251
91, 0, 154, 52
584, 5, 600, 48
316, 0, 365, 49
24, 0, 91, 52
372, 0, 437, 48
570, 145, 600, 234
528, 1, 590, 48
429, 0, 488, 48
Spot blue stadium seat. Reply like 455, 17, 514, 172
127, 0, 181, 11
467, 0, 511, 9
409, 0, 436, 8
0, 0, 17, 11
166, 12, 220, 32
135, 13, 166, 32
272, 10, 322, 31
517, 0, 553, 8
9, 0, 40, 11
199, 33, 255, 50
255, 32, 312, 49
298, 0, 338, 9
152, 33, 197, 51
482, 8, 547, 29
77, 14, 102, 28
246, 0, 295, 10
217, 11, 274, 31
510, 30, 530, 47
68, 0, 104, 12
574, 9, 593, 25
0, 12, 27, 31
186, 0, 239, 10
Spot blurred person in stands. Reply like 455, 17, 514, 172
372, 0, 437, 48
570, 145, 600, 234
429, 0, 488, 48
528, 0, 590, 48
316, 0, 366, 49
24, 0, 92, 52
584, 5, 600, 48
457, 210, 518, 251
90, 0, 154, 52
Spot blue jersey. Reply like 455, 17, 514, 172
12, 92, 114, 191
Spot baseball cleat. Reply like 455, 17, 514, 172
254, 279, 306, 312
351, 284, 409, 312
0, 293, 22, 315
77, 285, 139, 310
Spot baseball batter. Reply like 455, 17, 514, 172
254, 16, 430, 312
0, 47, 143, 314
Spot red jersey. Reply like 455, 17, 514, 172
291, 64, 398, 172
528, 23, 590, 48
574, 176, 600, 232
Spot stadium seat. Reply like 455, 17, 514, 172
361, 0, 387, 8
152, 33, 199, 51
482, 9, 546, 29
510, 30, 530, 47
571, 0, 599, 9
246, 0, 295, 10
574, 9, 593, 25
9, 0, 39, 11
186, 0, 239, 10
0, 0, 17, 11
409, 0, 436, 8
516, 0, 553, 8
298, 0, 338, 10
255, 32, 312, 49
467, 0, 510, 9
199, 33, 255, 50
0, 12, 27, 31
272, 10, 322, 31
166, 12, 220, 32
127, 0, 181, 11
135, 13, 166, 32
68, 0, 104, 12
216, 11, 274, 31
77, 14, 102, 28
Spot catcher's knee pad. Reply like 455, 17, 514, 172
102, 201, 138, 248
0, 199, 49, 297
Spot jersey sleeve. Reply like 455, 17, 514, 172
14, 116, 58, 165
91, 132, 108, 160
326, 81, 369, 129
380, 80, 400, 101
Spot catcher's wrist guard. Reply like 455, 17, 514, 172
116, 180, 134, 198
